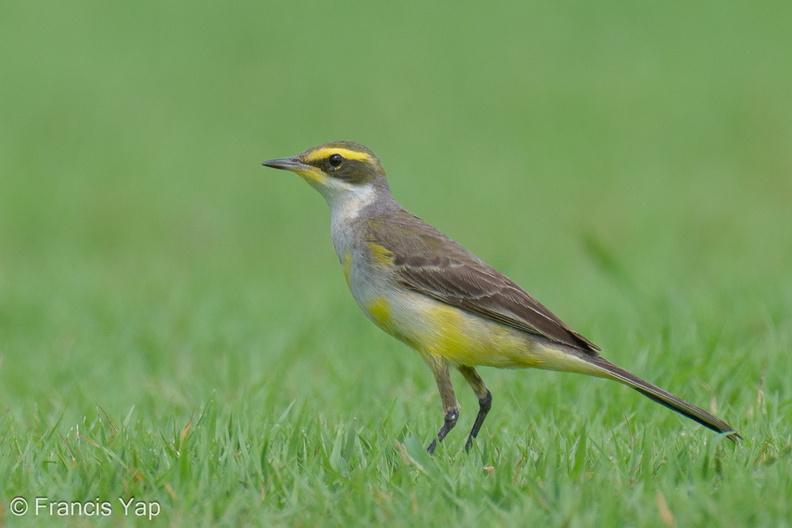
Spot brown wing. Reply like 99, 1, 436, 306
366, 210, 600, 353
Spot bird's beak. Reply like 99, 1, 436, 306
262, 157, 306, 171
262, 156, 326, 184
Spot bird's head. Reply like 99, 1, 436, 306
262, 141, 389, 207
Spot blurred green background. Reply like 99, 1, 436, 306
1, 0, 790, 525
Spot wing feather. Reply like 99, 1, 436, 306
366, 211, 599, 353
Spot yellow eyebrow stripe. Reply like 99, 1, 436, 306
303, 147, 371, 163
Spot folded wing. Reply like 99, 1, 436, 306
367, 210, 600, 354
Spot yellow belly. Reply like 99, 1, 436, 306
415, 302, 531, 367
362, 292, 603, 375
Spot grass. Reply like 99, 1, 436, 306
1, 0, 791, 526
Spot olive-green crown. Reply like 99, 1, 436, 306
297, 141, 386, 184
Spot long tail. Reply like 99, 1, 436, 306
586, 355, 742, 442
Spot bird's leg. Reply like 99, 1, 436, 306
426, 361, 459, 454
458, 366, 492, 452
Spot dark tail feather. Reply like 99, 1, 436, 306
587, 356, 742, 442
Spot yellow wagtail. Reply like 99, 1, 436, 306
262, 141, 741, 452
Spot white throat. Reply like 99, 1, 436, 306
327, 182, 378, 226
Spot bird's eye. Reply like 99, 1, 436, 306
328, 154, 344, 167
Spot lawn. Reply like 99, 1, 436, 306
1, 1, 790, 526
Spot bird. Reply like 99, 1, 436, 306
262, 141, 741, 453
